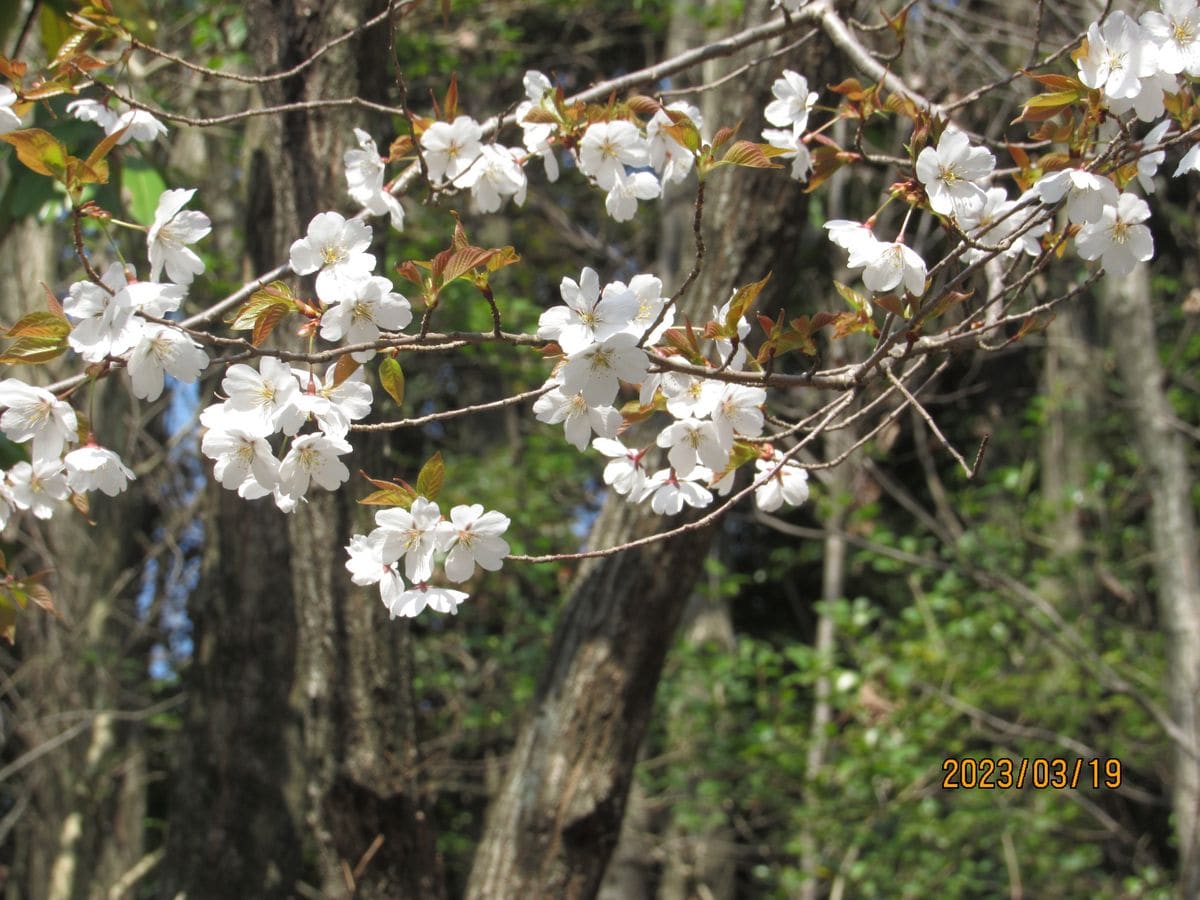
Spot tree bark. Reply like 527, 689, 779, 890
1100, 265, 1200, 896
164, 3, 443, 897
467, 5, 845, 894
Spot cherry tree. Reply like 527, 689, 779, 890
0, 0, 1196, 895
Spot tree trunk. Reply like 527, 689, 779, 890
1100, 265, 1200, 896
467, 5, 845, 894
163, 3, 443, 897
0, 208, 154, 900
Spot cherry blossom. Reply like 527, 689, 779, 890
344, 128, 405, 229
65, 263, 184, 362
290, 364, 373, 440
578, 120, 649, 190
559, 333, 649, 407
420, 116, 483, 185
1176, 143, 1200, 176
754, 454, 810, 512
538, 267, 639, 355
0, 86, 21, 133
1137, 120, 1173, 193
0, 380, 78, 462
764, 70, 818, 131
956, 188, 1047, 263
345, 531, 397, 587
437, 504, 511, 583
592, 437, 649, 498
220, 357, 306, 436
66, 98, 114, 128
762, 127, 812, 182
516, 70, 560, 182
712, 384, 766, 446
64, 264, 140, 363
148, 189, 211, 285
462, 144, 528, 213
386, 582, 469, 618
709, 295, 753, 370
6, 460, 69, 519
1142, 0, 1200, 76
532, 385, 622, 451
277, 432, 352, 500
617, 273, 672, 345
647, 102, 702, 185
642, 467, 714, 515
1075, 192, 1155, 276
318, 274, 412, 361
200, 410, 280, 492
605, 170, 662, 222
0, 482, 12, 529
1033, 169, 1120, 224
863, 242, 927, 296
824, 219, 877, 258
111, 108, 168, 144
289, 212, 376, 299
375, 498, 448, 584
1077, 12, 1154, 101
656, 418, 728, 476
127, 324, 208, 402
915, 128, 994, 216
64, 446, 135, 496
67, 99, 168, 144
662, 372, 722, 420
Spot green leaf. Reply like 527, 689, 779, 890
122, 158, 167, 225
415, 451, 444, 501
379, 357, 405, 406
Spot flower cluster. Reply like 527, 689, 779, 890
761, 69, 818, 182
0, 179, 214, 531
345, 499, 510, 618
532, 267, 810, 519
5, 0, 1200, 629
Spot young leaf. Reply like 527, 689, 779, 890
331, 354, 361, 388
415, 451, 445, 500
359, 471, 417, 508
0, 599, 15, 645
379, 356, 405, 406
486, 245, 521, 273
436, 245, 497, 285
0, 128, 69, 179
719, 140, 784, 169
725, 273, 771, 328
6, 310, 69, 340
83, 126, 127, 175
0, 335, 68, 365
626, 95, 661, 116
251, 303, 290, 347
